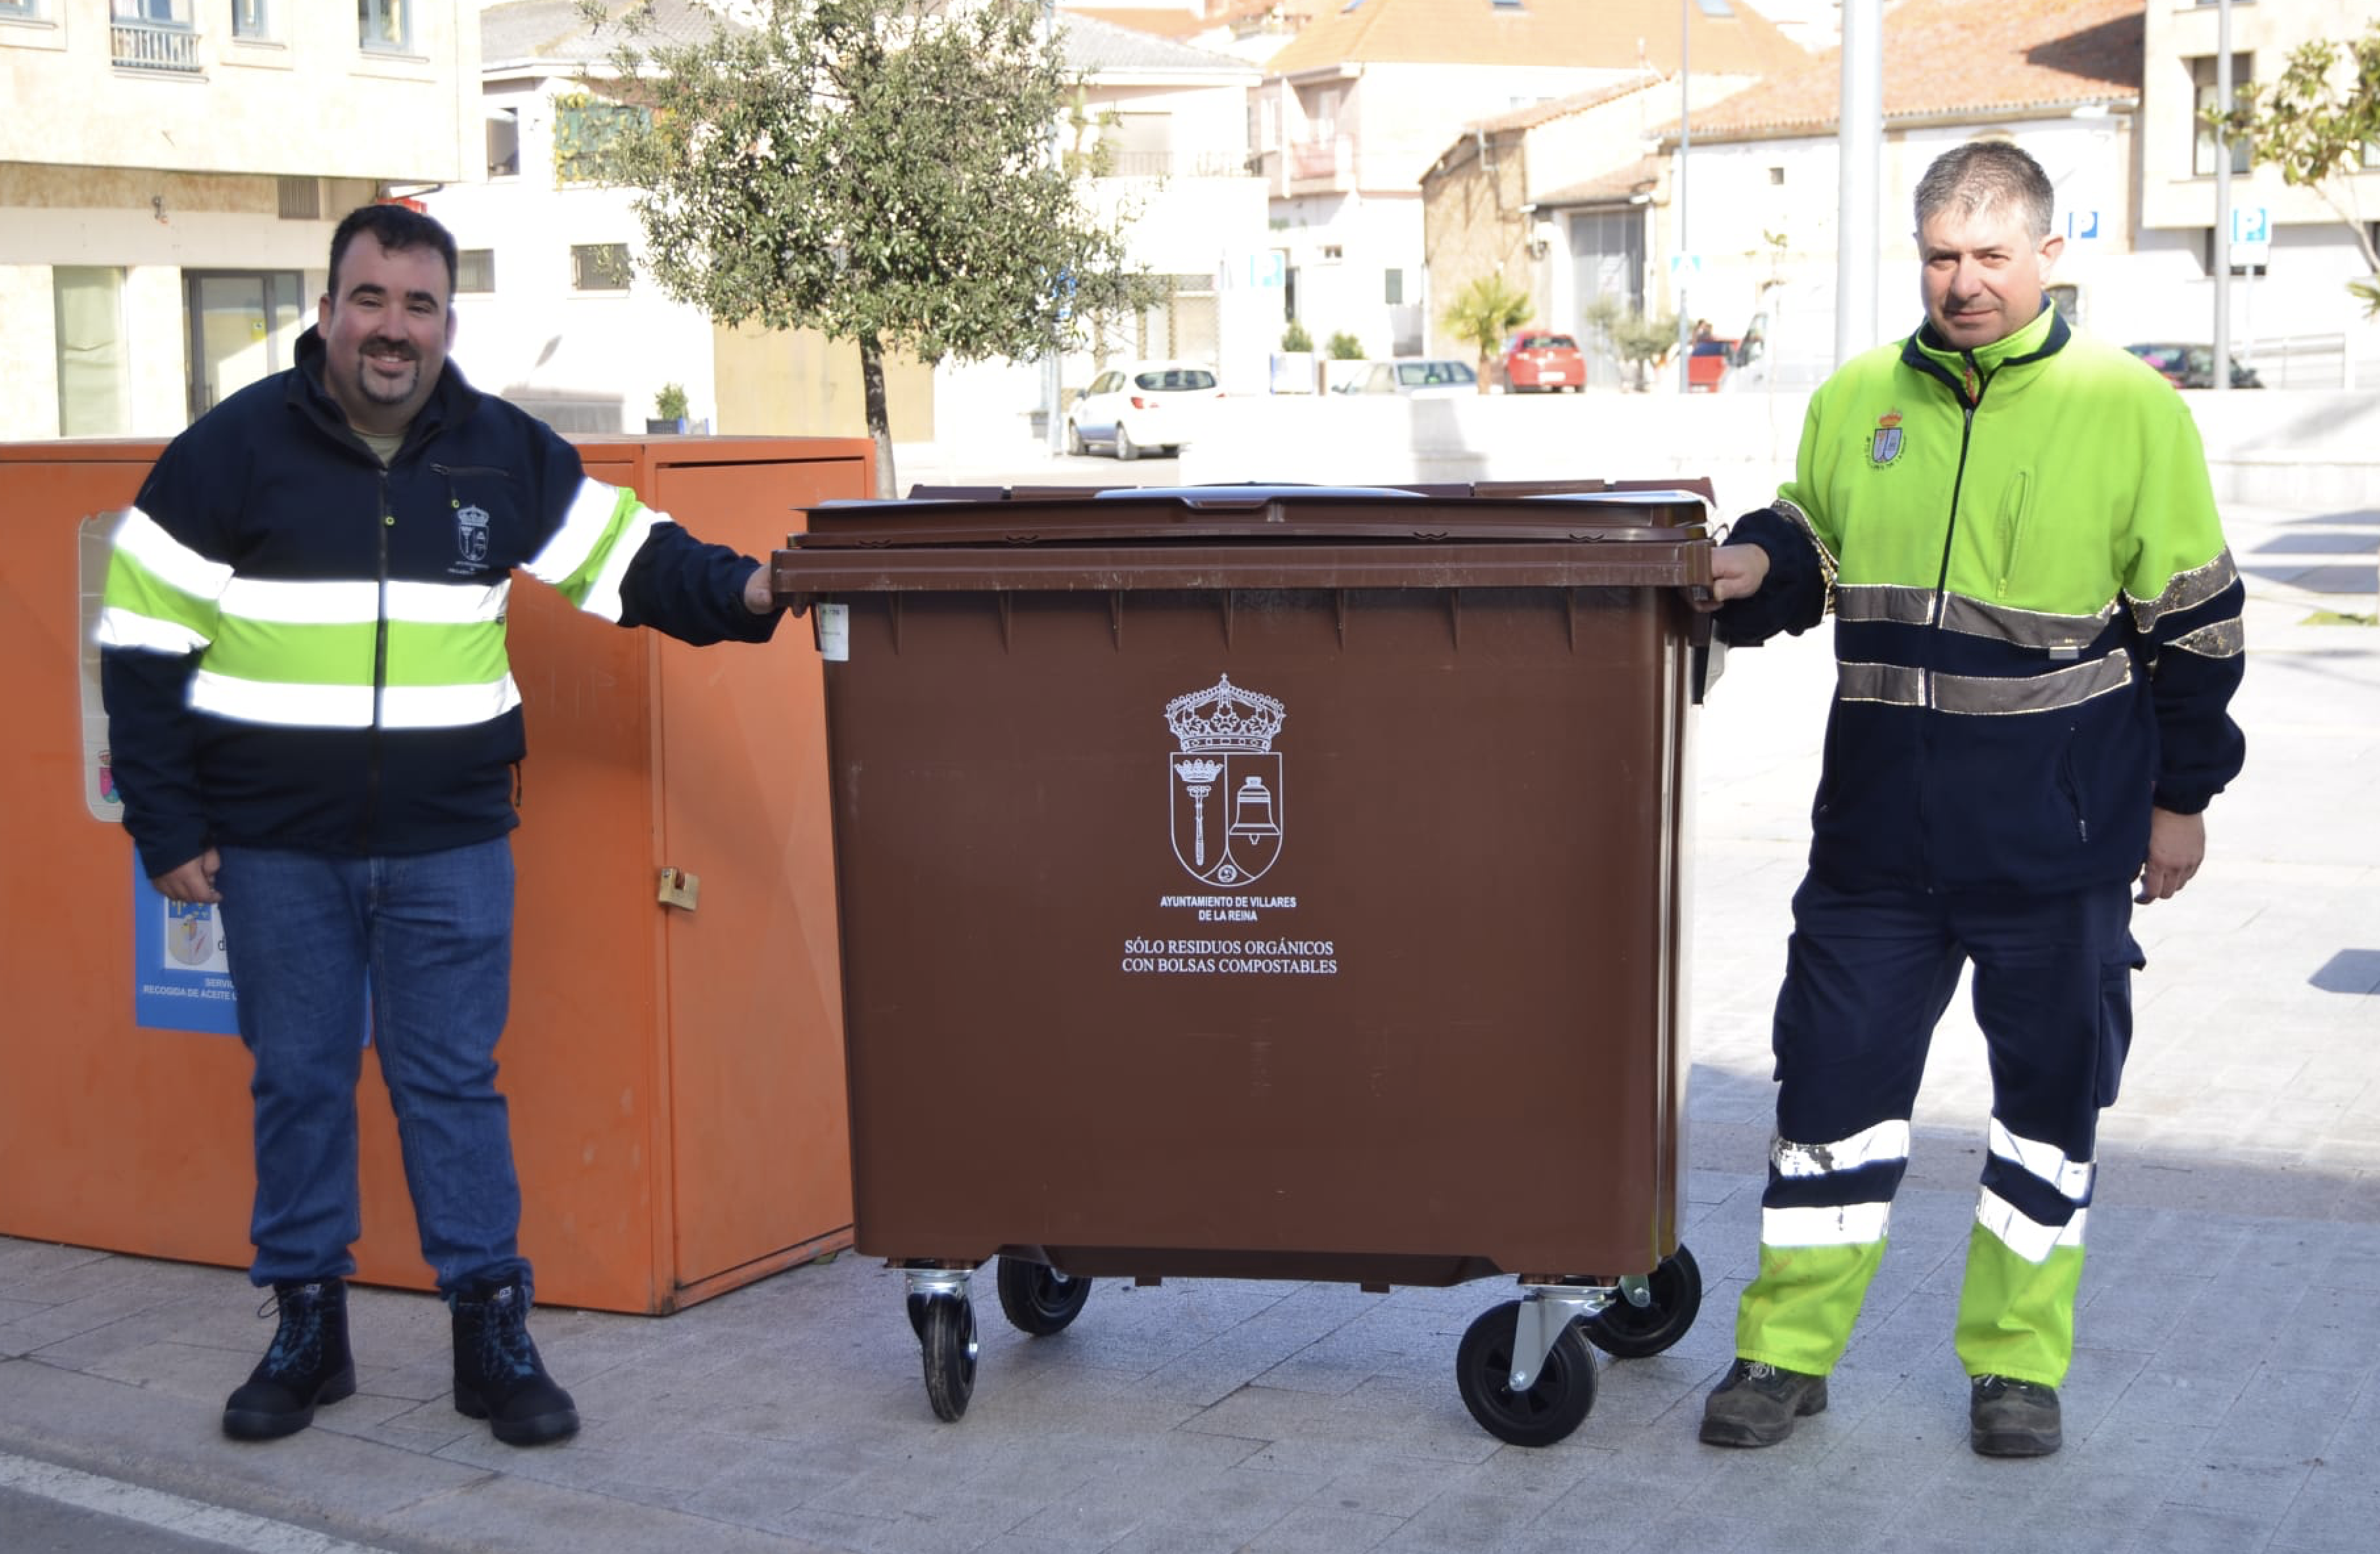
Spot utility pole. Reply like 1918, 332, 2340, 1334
1043, 0, 1068, 448
2213, 0, 2234, 393
1837, 0, 1882, 367
1677, 0, 1692, 393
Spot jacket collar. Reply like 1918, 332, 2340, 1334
1901, 298, 2068, 400
289, 324, 481, 454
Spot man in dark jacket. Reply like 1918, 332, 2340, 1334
1690, 143, 2245, 1458
98, 204, 783, 1447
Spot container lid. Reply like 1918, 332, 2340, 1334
792, 480, 1712, 549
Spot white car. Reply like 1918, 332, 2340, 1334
1066, 360, 1224, 460
1330, 358, 1479, 399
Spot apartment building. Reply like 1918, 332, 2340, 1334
2141, 0, 2380, 378
0, 1, 479, 442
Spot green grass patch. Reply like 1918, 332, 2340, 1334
2302, 609, 2377, 626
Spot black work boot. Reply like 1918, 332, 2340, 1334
223, 1279, 356, 1440
1970, 1374, 2062, 1457
1699, 1357, 1830, 1447
451, 1277, 578, 1446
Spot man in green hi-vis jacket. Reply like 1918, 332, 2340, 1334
1690, 142, 2245, 1458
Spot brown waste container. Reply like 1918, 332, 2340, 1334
773, 480, 1715, 1445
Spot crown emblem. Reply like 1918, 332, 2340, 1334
1878, 411, 1901, 429
1165, 674, 1285, 754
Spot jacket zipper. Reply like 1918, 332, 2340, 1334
365, 467, 392, 851
1919, 356, 1990, 888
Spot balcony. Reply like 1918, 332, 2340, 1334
1102, 149, 1260, 181
113, 18, 201, 75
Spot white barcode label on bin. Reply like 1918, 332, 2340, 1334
815, 603, 849, 661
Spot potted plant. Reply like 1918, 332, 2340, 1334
648, 383, 690, 434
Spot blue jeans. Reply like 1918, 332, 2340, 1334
216, 838, 529, 1297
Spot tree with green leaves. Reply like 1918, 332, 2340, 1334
2212, 22, 2380, 318
583, 0, 1156, 494
1583, 294, 1680, 392
1440, 273, 1531, 392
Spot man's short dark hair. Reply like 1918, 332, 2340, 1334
1914, 142, 2056, 243
327, 203, 460, 303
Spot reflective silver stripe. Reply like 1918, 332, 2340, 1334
1773, 1120, 1911, 1179
1933, 654, 2130, 715
1940, 592, 2117, 651
1773, 497, 1838, 578
576, 506, 661, 624
382, 678, 521, 728
2170, 617, 2245, 659
2128, 548, 2239, 634
524, 479, 630, 588
387, 579, 510, 624
1976, 1189, 2086, 1265
1834, 583, 1935, 626
110, 507, 233, 600
1989, 1120, 2094, 1200
190, 673, 371, 728
218, 578, 379, 625
214, 577, 510, 626
1762, 1202, 1892, 1248
1838, 661, 1925, 706
189, 672, 519, 730
96, 607, 207, 655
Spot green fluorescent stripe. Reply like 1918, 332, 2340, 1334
204, 617, 508, 689
386, 619, 509, 687
106, 550, 219, 637
552, 486, 644, 609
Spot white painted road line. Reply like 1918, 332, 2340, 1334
0, 1449, 391, 1554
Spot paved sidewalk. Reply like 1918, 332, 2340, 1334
3, 499, 2375, 1554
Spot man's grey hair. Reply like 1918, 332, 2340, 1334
1913, 141, 2055, 243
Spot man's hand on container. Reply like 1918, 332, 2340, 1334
2135, 807, 2205, 904
1695, 543, 1771, 611
155, 847, 222, 905
743, 561, 776, 615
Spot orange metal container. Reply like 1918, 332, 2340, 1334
0, 435, 869, 1313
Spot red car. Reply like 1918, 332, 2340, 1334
1502, 331, 1585, 393
1686, 337, 1737, 392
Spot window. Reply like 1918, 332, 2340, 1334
0, 2, 46, 19
1768, 166, 1785, 185
111, 0, 198, 72
2191, 55, 2253, 177
487, 108, 520, 177
571, 243, 631, 292
276, 176, 318, 220
554, 95, 648, 185
233, 0, 270, 39
359, 0, 408, 53
55, 268, 131, 437
1384, 268, 1404, 305
457, 249, 495, 294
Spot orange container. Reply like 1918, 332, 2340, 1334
0, 435, 869, 1313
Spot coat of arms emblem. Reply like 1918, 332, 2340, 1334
455, 503, 490, 565
1164, 674, 1284, 887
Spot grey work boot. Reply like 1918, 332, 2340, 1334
223, 1279, 356, 1440
451, 1277, 579, 1446
1699, 1357, 1829, 1447
1970, 1374, 2062, 1457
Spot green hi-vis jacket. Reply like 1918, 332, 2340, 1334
1717, 302, 2246, 893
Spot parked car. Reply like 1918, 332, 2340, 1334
1686, 337, 1738, 392
2122, 342, 2264, 390
1501, 331, 1585, 393
1332, 358, 1481, 398
1066, 360, 1224, 459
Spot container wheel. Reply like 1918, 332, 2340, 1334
995, 1256, 1093, 1336
1455, 1300, 1597, 1448
918, 1294, 978, 1422
1583, 1245, 1703, 1359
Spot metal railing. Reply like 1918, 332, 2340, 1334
113, 18, 201, 75
1100, 150, 1258, 181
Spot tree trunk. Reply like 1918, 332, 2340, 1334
860, 331, 897, 500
